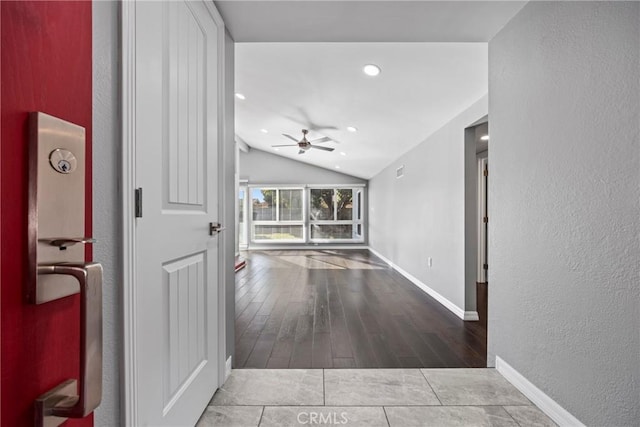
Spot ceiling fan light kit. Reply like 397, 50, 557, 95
272, 129, 336, 155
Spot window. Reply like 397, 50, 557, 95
309, 187, 364, 242
250, 187, 305, 242
245, 184, 365, 245
355, 188, 364, 240
252, 188, 276, 221
279, 189, 303, 221
238, 186, 248, 248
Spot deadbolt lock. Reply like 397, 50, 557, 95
49, 148, 77, 174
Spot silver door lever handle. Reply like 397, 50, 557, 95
35, 262, 103, 426
209, 222, 225, 235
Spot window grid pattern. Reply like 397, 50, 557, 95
309, 187, 363, 242
248, 185, 365, 244
250, 187, 305, 242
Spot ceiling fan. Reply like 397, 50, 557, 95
272, 129, 335, 155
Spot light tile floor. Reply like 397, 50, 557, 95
198, 369, 557, 427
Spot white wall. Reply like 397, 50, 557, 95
93, 1, 120, 425
488, 2, 640, 425
240, 148, 366, 185
223, 29, 236, 363
368, 95, 487, 314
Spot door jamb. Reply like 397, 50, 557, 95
121, 4, 138, 424
121, 2, 227, 425
477, 156, 488, 283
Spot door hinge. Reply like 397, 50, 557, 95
483, 216, 488, 223
483, 168, 488, 177
135, 188, 143, 218
483, 263, 488, 270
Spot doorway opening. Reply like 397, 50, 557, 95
465, 118, 489, 331
231, 41, 490, 370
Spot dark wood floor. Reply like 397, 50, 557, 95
234, 250, 487, 369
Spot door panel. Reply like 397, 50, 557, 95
134, 1, 223, 425
163, 253, 207, 408
1, 2, 93, 426
167, 1, 206, 208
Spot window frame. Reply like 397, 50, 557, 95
238, 183, 249, 249
249, 186, 306, 243
308, 185, 365, 243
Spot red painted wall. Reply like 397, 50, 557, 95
1, 2, 93, 426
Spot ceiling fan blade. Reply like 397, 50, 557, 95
272, 144, 298, 147
294, 107, 339, 132
309, 136, 332, 144
310, 145, 335, 152
308, 124, 339, 132
282, 134, 299, 143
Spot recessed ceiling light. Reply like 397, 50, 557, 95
235, 93, 246, 100
363, 64, 381, 76
335, 165, 340, 169
340, 152, 346, 156
260, 129, 269, 133
480, 135, 489, 141
346, 126, 358, 132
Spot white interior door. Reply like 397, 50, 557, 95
134, 1, 224, 425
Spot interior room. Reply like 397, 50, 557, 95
1, 1, 638, 427
231, 40, 491, 371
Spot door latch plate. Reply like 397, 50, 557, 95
28, 112, 87, 304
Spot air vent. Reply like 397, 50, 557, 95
396, 165, 404, 179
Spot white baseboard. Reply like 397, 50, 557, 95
247, 245, 368, 251
225, 356, 232, 382
367, 247, 471, 321
367, 247, 393, 267
496, 356, 585, 427
464, 311, 480, 321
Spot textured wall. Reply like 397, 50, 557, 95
488, 2, 640, 425
368, 96, 487, 313
93, 1, 121, 425
240, 149, 366, 185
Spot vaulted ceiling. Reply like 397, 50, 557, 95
216, 1, 527, 179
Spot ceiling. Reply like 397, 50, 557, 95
217, 1, 527, 179
215, 1, 527, 43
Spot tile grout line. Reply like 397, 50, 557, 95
209, 403, 538, 408
256, 405, 265, 427
501, 405, 525, 427
382, 406, 392, 427
322, 369, 326, 406
419, 369, 443, 406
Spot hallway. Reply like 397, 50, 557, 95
197, 368, 555, 426
235, 250, 487, 369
